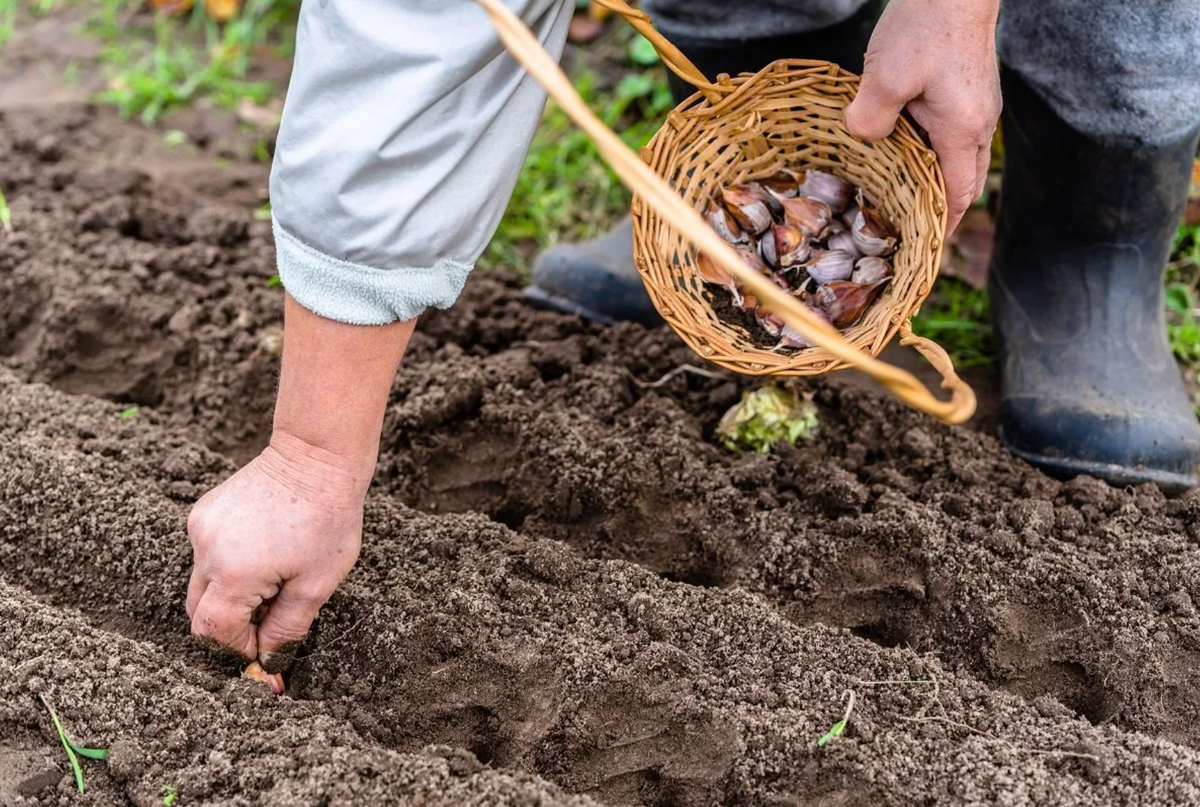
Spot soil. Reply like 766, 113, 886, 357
5, 21, 1200, 807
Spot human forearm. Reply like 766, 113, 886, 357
271, 293, 415, 494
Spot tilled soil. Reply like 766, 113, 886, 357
5, 94, 1200, 807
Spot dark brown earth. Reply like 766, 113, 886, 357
5, 28, 1200, 807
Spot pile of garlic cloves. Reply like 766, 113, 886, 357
698, 168, 900, 351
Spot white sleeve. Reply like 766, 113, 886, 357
269, 0, 572, 324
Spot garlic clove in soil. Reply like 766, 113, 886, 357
771, 192, 832, 237
704, 197, 746, 244
802, 249, 856, 285
851, 255, 893, 285
797, 169, 854, 214
244, 661, 285, 695
815, 278, 892, 328
722, 185, 774, 235
757, 309, 785, 338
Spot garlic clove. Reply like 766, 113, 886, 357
757, 169, 802, 198
704, 197, 746, 244
772, 223, 811, 270
797, 170, 854, 214
244, 661, 285, 695
815, 278, 892, 329
757, 309, 785, 338
770, 192, 832, 237
850, 204, 899, 257
771, 306, 834, 351
825, 230, 861, 259
722, 185, 773, 235
760, 227, 779, 269
802, 249, 856, 285
851, 256, 893, 285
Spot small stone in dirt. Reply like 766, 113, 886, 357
105, 739, 146, 782
1007, 499, 1055, 537
34, 134, 62, 163
521, 540, 582, 586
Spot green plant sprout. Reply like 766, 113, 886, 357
162, 783, 179, 805
119, 406, 139, 419
267, 274, 283, 288
0, 187, 12, 233
40, 695, 109, 794
717, 386, 819, 454
817, 690, 856, 748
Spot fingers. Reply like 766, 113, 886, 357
256, 582, 326, 671
186, 566, 207, 620
973, 141, 991, 201
930, 131, 985, 238
190, 582, 260, 661
844, 64, 915, 143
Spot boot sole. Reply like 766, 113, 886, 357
1000, 429, 1197, 494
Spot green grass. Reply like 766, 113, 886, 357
1166, 223, 1200, 365
479, 40, 673, 272
91, 0, 298, 124
910, 278, 996, 369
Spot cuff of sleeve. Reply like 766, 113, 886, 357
273, 216, 474, 325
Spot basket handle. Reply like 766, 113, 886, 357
587, 0, 724, 102
475, 0, 977, 425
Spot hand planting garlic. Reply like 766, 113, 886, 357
697, 167, 899, 351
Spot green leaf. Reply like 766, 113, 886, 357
0, 188, 11, 233
40, 696, 107, 794
163, 129, 188, 147
716, 387, 819, 454
1166, 282, 1194, 316
119, 406, 139, 419
817, 718, 847, 748
267, 274, 283, 288
628, 34, 660, 67
162, 783, 179, 805
615, 72, 655, 103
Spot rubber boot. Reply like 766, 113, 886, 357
525, 1, 885, 325
990, 68, 1200, 492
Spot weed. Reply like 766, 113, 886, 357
910, 278, 996, 368
817, 690, 856, 748
40, 695, 108, 795
716, 386, 819, 454
119, 405, 139, 419
163, 128, 188, 146
162, 783, 179, 805
94, 0, 298, 124
0, 0, 14, 47
267, 273, 282, 288
254, 201, 272, 221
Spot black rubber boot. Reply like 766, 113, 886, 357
990, 68, 1200, 492
525, 1, 885, 325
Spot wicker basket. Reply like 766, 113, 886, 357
477, 0, 976, 424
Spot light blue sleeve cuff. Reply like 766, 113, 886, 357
273, 216, 474, 325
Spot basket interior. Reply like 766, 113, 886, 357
632, 60, 947, 376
